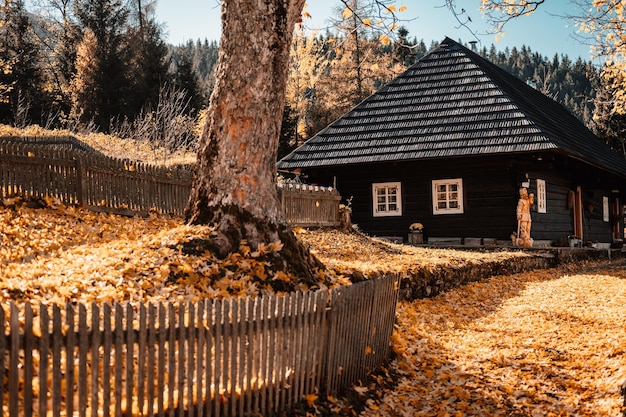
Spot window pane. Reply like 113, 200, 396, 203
388, 195, 397, 203
377, 196, 386, 204
388, 187, 397, 195
377, 189, 386, 196
438, 185, 447, 193
389, 203, 397, 211
450, 201, 458, 209
438, 202, 447, 209
438, 193, 447, 201
449, 184, 458, 192
378, 204, 386, 212
450, 192, 458, 200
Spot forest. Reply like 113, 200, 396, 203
0, 0, 623, 160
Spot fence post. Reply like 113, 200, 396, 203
75, 156, 88, 207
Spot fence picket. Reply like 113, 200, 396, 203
24, 304, 34, 417
52, 305, 63, 417
66, 304, 76, 417
40, 303, 50, 417
147, 303, 157, 417
102, 304, 112, 417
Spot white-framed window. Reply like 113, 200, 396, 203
432, 178, 464, 215
536, 179, 547, 213
372, 182, 402, 217
603, 196, 610, 222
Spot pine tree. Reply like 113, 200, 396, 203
72, 0, 131, 130
0, 0, 46, 126
127, 0, 170, 115
173, 54, 205, 116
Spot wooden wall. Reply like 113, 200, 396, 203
304, 153, 625, 244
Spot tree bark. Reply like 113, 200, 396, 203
185, 0, 322, 283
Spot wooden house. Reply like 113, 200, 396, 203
278, 37, 626, 246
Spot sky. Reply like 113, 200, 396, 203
155, 0, 596, 62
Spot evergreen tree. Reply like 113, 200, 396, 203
72, 0, 131, 130
128, 17, 170, 114
0, 0, 46, 126
173, 53, 205, 116
126, 0, 169, 115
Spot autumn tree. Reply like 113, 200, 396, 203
284, 29, 326, 150
183, 0, 407, 283
452, 1, 626, 116
591, 63, 626, 155
184, 0, 325, 283
304, 2, 406, 135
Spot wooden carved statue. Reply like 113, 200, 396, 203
513, 187, 534, 247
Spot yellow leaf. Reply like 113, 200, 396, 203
341, 8, 353, 19
365, 345, 373, 355
305, 393, 318, 406
379, 34, 391, 45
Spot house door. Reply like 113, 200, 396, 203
573, 186, 583, 240
612, 197, 622, 240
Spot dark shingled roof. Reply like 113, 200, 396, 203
278, 37, 626, 178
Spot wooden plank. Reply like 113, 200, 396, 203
211, 300, 222, 416
204, 300, 214, 417
125, 304, 134, 416
0, 306, 6, 417
40, 303, 51, 417
23, 304, 34, 417
114, 304, 123, 417
195, 301, 205, 417
249, 297, 266, 415
178, 303, 186, 417
158, 303, 166, 417
66, 304, 76, 417
167, 302, 176, 417
147, 303, 157, 417
275, 295, 285, 411
221, 299, 232, 416
265, 296, 276, 412
9, 303, 20, 417
91, 304, 101, 417
187, 302, 195, 417
138, 303, 147, 416
102, 304, 112, 417
237, 299, 245, 417
52, 305, 63, 417
244, 299, 254, 416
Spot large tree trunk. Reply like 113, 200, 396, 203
185, 0, 321, 283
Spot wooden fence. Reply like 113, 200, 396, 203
278, 183, 341, 227
0, 275, 400, 417
0, 136, 341, 225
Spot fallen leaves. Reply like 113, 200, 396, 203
362, 266, 626, 416
296, 227, 529, 279
3, 202, 625, 416
0, 203, 339, 305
